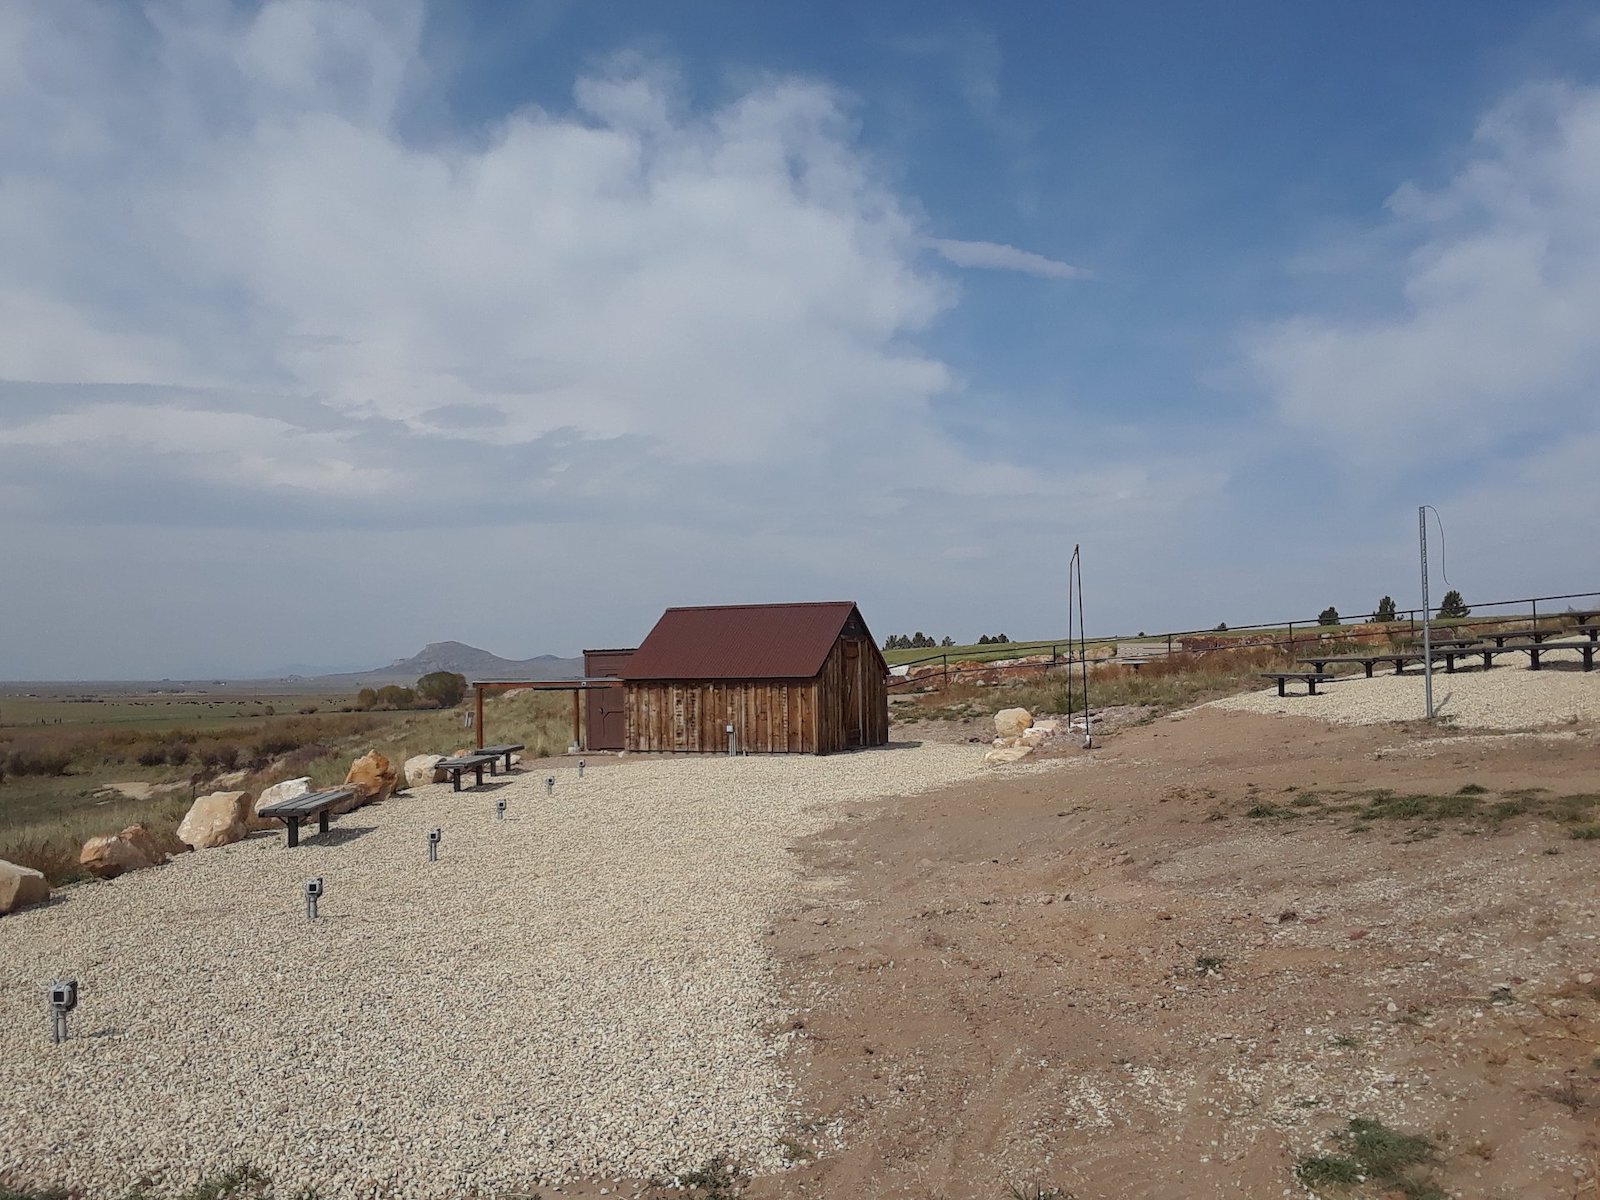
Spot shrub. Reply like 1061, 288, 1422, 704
374, 684, 416, 709
5, 748, 71, 777
1318, 606, 1340, 626
1438, 589, 1470, 618
416, 671, 467, 708
355, 687, 378, 710
1373, 595, 1398, 622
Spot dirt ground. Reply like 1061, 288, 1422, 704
746, 707, 1600, 1200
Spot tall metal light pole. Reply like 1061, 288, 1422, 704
1419, 506, 1434, 719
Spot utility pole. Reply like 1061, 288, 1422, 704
1419, 506, 1434, 719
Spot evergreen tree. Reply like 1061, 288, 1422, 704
1438, 590, 1470, 618
1372, 595, 1398, 622
1318, 606, 1340, 626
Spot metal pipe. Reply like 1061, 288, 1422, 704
474, 686, 484, 750
1420, 506, 1434, 719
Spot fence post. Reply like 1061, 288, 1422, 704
1166, 633, 1173, 656
1286, 622, 1294, 654
1532, 599, 1538, 629
943, 654, 949, 690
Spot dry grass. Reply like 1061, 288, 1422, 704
0, 690, 575, 885
894, 646, 1300, 723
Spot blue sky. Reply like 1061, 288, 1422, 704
3, 1, 1600, 677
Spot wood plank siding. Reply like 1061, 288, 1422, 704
623, 635, 886, 755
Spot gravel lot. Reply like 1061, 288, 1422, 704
0, 743, 1006, 1198
1207, 649, 1600, 729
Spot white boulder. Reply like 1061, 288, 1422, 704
994, 707, 1034, 739
983, 745, 1035, 766
404, 754, 445, 788
0, 859, 52, 914
252, 778, 310, 830
177, 791, 250, 850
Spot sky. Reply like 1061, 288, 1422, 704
4, 1, 1600, 678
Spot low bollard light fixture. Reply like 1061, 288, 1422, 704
495, 797, 506, 820
427, 827, 442, 861
545, 775, 555, 795
48, 979, 78, 1044
304, 876, 323, 920
578, 759, 585, 779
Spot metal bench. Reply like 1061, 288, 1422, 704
1296, 653, 1424, 678
476, 743, 525, 772
1261, 671, 1335, 697
1573, 624, 1600, 643
1516, 640, 1597, 671
436, 754, 500, 792
257, 787, 355, 849
1477, 627, 1566, 647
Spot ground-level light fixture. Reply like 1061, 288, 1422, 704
545, 776, 555, 795
427, 827, 442, 861
495, 797, 506, 820
48, 979, 78, 1043
304, 877, 323, 920
578, 759, 585, 779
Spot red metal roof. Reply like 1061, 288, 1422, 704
622, 601, 884, 681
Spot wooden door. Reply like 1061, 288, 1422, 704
842, 639, 863, 748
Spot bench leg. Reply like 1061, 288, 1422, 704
286, 818, 300, 849
487, 757, 498, 776
475, 763, 486, 787
1307, 680, 1319, 696
1364, 663, 1374, 678
1481, 652, 1492, 670
1530, 649, 1542, 671
318, 810, 330, 836
1584, 646, 1595, 671
1444, 655, 1456, 673
1276, 679, 1286, 697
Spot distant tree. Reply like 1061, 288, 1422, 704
940, 636, 954, 647
996, 633, 1009, 644
1214, 622, 1228, 632
882, 634, 897, 650
1318, 606, 1340, 626
416, 671, 467, 708
1438, 590, 1470, 619
977, 634, 991, 645
1372, 595, 1398, 623
374, 684, 416, 709
355, 687, 377, 710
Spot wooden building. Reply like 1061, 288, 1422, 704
621, 601, 889, 755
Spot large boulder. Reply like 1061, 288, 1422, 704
983, 745, 1034, 766
342, 751, 397, 813
404, 754, 446, 788
252, 777, 310, 830
177, 791, 250, 850
0, 859, 51, 914
994, 708, 1034, 739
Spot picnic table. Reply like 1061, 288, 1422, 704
1573, 624, 1600, 643
257, 787, 355, 848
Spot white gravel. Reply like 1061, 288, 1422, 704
1207, 648, 1600, 729
0, 743, 1003, 1198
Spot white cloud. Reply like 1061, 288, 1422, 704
0, 0, 1223, 675
927, 237, 1092, 280
1246, 82, 1600, 461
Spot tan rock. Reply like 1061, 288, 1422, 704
993, 707, 1034, 739
404, 754, 446, 788
79, 832, 153, 879
342, 751, 397, 813
0, 859, 52, 914
983, 745, 1034, 766
177, 791, 250, 850
1020, 728, 1049, 746
1032, 718, 1060, 735
252, 778, 310, 830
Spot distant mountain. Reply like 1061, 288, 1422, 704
305, 641, 582, 686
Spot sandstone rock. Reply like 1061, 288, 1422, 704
1020, 727, 1049, 746
177, 791, 250, 850
404, 754, 446, 788
983, 745, 1034, 766
0, 859, 52, 914
1032, 719, 1059, 734
253, 777, 310, 829
80, 830, 153, 879
991, 736, 1015, 749
342, 751, 397, 813
993, 707, 1033, 739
